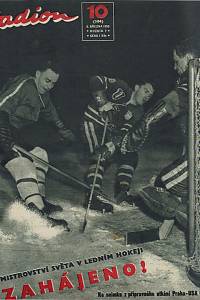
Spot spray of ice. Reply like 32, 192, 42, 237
0, 229, 16, 244
8, 201, 64, 240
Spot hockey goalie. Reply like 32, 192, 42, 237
119, 39, 200, 287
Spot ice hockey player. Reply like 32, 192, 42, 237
119, 39, 193, 227
0, 60, 75, 230
117, 39, 200, 286
83, 75, 154, 213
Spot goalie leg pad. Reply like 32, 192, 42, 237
5, 156, 44, 210
186, 266, 200, 287
139, 186, 182, 219
154, 156, 188, 198
175, 209, 187, 229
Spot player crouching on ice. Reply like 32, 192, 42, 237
118, 39, 200, 286
0, 60, 75, 231
83, 75, 154, 213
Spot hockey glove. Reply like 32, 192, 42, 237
94, 142, 116, 161
58, 128, 76, 143
55, 120, 76, 144
0, 111, 19, 163
109, 128, 126, 148
0, 126, 14, 152
120, 119, 149, 153
99, 102, 118, 127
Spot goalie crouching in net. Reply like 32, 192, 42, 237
83, 75, 154, 213
121, 40, 192, 228
119, 39, 200, 286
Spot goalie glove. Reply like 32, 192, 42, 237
120, 100, 169, 153
120, 119, 149, 153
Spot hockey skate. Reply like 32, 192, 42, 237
42, 197, 63, 215
84, 192, 113, 213
115, 190, 135, 205
114, 184, 135, 206
27, 202, 70, 231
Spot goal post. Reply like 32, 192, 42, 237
187, 58, 200, 285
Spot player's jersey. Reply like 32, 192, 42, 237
175, 73, 188, 144
89, 75, 133, 105
83, 75, 145, 153
83, 95, 144, 153
175, 72, 188, 114
83, 102, 127, 153
164, 72, 188, 117
0, 74, 61, 129
162, 72, 188, 146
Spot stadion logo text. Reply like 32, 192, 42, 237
0, 6, 79, 29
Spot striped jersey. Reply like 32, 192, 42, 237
83, 76, 144, 153
89, 75, 133, 104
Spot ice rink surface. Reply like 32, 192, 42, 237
0, 128, 198, 299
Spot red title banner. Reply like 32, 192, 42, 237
0, 6, 79, 29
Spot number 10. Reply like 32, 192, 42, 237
87, 4, 108, 19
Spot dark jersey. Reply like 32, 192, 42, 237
89, 75, 133, 105
84, 76, 144, 153
164, 73, 188, 145
176, 73, 188, 111
0, 74, 61, 129
164, 73, 188, 118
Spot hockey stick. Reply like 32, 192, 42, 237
82, 116, 109, 233
125, 219, 174, 244
12, 144, 115, 207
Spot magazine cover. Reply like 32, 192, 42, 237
0, 0, 200, 299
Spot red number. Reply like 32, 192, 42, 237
95, 5, 108, 19
87, 4, 108, 19
87, 4, 95, 19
